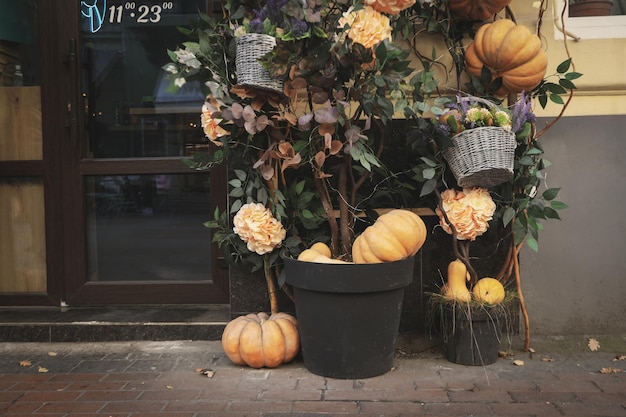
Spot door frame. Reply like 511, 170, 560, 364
1, 0, 229, 306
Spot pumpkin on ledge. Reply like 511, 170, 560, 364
464, 19, 548, 95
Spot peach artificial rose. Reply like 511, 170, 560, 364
464, 188, 496, 221
233, 203, 286, 255
436, 188, 496, 241
201, 100, 228, 145
338, 6, 392, 49
364, 0, 416, 15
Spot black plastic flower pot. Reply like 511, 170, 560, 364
442, 303, 505, 366
283, 256, 414, 379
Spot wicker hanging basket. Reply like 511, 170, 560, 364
235, 33, 283, 94
443, 126, 517, 188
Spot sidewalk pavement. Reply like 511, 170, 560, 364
1, 334, 625, 417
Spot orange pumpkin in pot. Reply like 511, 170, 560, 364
352, 209, 427, 264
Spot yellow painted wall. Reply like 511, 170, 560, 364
514, 2, 626, 117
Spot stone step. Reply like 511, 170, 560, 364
0, 306, 229, 343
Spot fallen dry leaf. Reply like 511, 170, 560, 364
498, 350, 514, 358
513, 359, 525, 366
600, 367, 623, 374
196, 368, 215, 378
48, 352, 58, 357
613, 355, 626, 362
588, 338, 600, 352
166, 385, 173, 390
541, 357, 555, 362
38, 366, 49, 373
19, 360, 32, 367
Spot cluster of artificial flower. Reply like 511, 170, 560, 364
436, 101, 512, 138
168, 0, 418, 260
201, 97, 228, 142
244, 0, 314, 41
435, 92, 538, 138
436, 188, 496, 241
233, 203, 287, 255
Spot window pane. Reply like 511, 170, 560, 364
0, 0, 41, 161
0, 177, 47, 292
85, 173, 214, 281
80, 0, 208, 158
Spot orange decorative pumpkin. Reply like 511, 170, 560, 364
352, 209, 427, 264
465, 19, 548, 95
221, 312, 300, 368
448, 0, 512, 21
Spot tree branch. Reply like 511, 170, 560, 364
314, 175, 340, 257
263, 255, 279, 314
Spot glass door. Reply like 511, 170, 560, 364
67, 0, 228, 304
0, 0, 227, 306
61, 0, 228, 305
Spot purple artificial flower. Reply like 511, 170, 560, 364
266, 0, 288, 26
435, 123, 451, 137
289, 17, 308, 38
249, 8, 267, 34
510, 91, 536, 134
457, 94, 470, 115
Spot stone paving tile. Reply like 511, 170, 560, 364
1, 340, 626, 416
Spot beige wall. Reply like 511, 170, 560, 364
512, 3, 626, 334
521, 115, 626, 334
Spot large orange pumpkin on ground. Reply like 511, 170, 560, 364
448, 0, 512, 21
352, 209, 427, 264
465, 19, 548, 95
221, 312, 300, 368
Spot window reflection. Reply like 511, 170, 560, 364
0, 0, 39, 87
569, 0, 626, 17
81, 0, 208, 159
85, 173, 214, 282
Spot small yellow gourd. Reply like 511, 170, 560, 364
297, 242, 350, 263
442, 259, 472, 302
309, 242, 332, 257
298, 242, 332, 261
309, 254, 351, 264
472, 277, 505, 305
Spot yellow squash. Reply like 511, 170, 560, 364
442, 259, 472, 303
297, 242, 350, 263
472, 277, 505, 305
